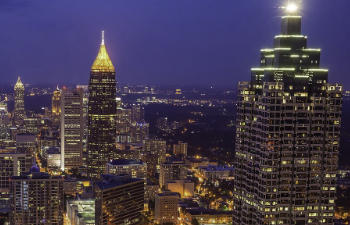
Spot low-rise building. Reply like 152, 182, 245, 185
66, 196, 95, 225
166, 180, 194, 198
184, 208, 232, 225
198, 165, 234, 181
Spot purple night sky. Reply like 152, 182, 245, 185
0, 0, 349, 88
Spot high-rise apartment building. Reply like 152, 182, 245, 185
233, 4, 342, 225
0, 148, 32, 211
60, 87, 84, 171
95, 175, 144, 225
10, 168, 64, 225
13, 76, 25, 126
87, 31, 117, 178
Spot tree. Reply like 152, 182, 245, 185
191, 218, 200, 225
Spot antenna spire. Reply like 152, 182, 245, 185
101, 30, 105, 45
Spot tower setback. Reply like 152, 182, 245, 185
233, 5, 342, 225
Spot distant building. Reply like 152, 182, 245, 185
51, 86, 61, 123
0, 148, 31, 211
159, 159, 188, 188
60, 87, 84, 171
116, 105, 149, 145
106, 159, 147, 179
155, 192, 179, 225
16, 133, 37, 155
66, 196, 95, 225
173, 141, 188, 157
198, 165, 234, 181
10, 168, 64, 225
87, 31, 117, 178
13, 77, 25, 126
20, 117, 40, 135
95, 175, 144, 225
166, 180, 194, 198
175, 89, 182, 95
143, 139, 167, 179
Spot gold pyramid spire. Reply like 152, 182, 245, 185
14, 76, 24, 89
91, 31, 115, 73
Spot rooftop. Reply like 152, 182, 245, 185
95, 174, 143, 190
108, 159, 144, 166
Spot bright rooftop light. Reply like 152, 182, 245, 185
286, 2, 298, 13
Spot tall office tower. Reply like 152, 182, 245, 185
60, 87, 84, 171
0, 148, 31, 211
51, 85, 61, 123
95, 175, 144, 225
155, 192, 180, 225
87, 31, 117, 178
13, 76, 25, 126
10, 167, 64, 225
233, 3, 342, 225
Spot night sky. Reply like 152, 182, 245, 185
1, 0, 350, 88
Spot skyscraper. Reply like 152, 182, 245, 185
233, 3, 342, 225
60, 87, 84, 171
13, 76, 25, 126
51, 85, 61, 123
87, 31, 117, 178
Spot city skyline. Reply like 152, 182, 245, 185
0, 0, 350, 87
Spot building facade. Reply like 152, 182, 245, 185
155, 192, 179, 225
95, 175, 144, 225
173, 141, 188, 157
233, 7, 342, 225
87, 31, 117, 178
0, 148, 32, 211
106, 159, 147, 179
10, 170, 64, 225
143, 139, 167, 179
13, 76, 25, 126
60, 87, 84, 171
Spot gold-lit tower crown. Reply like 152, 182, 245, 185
91, 31, 115, 73
14, 76, 24, 90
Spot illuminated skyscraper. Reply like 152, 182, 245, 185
60, 87, 84, 171
233, 3, 342, 225
51, 85, 61, 123
87, 31, 117, 178
13, 76, 25, 126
